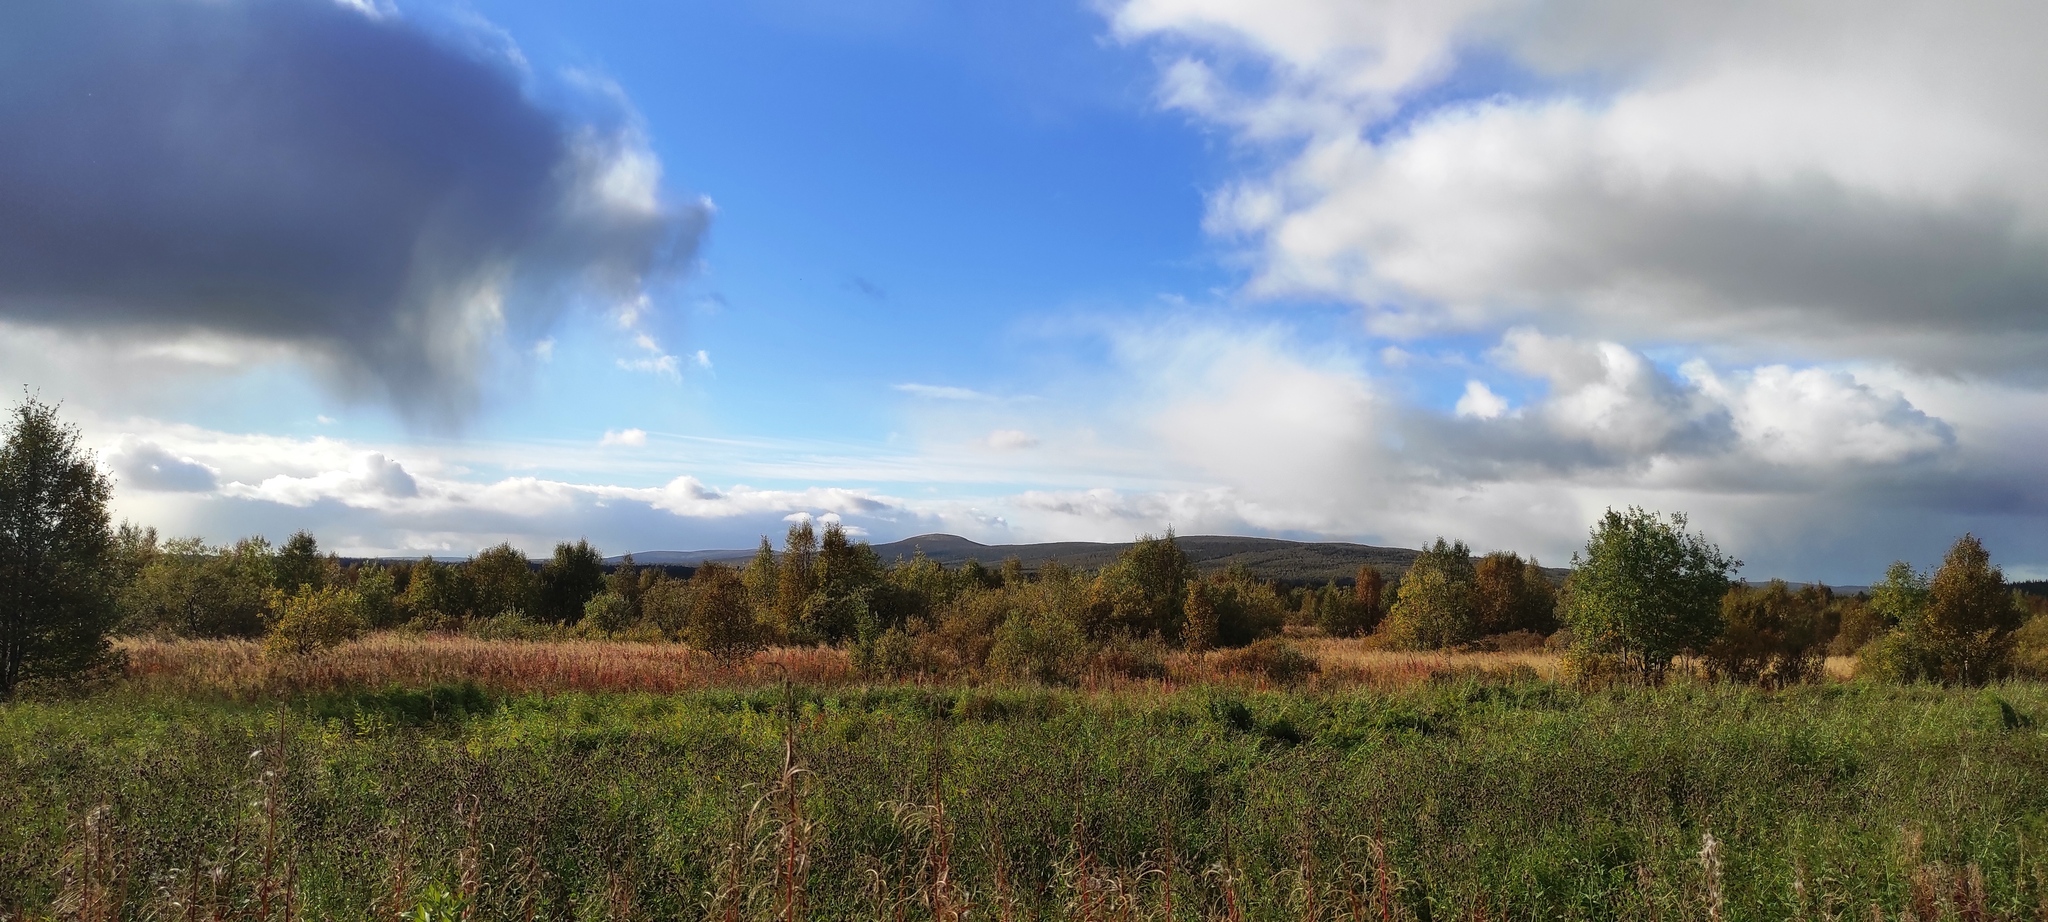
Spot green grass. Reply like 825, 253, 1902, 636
6, 679, 2048, 920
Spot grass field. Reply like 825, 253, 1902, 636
4, 637, 2046, 920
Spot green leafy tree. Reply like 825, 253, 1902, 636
740, 539, 778, 620
399, 557, 472, 627
1474, 551, 1556, 636
774, 520, 819, 640
579, 591, 634, 636
351, 564, 402, 629
1868, 561, 1930, 633
1384, 539, 1479, 650
0, 398, 117, 697
1309, 578, 1373, 638
1087, 531, 1192, 640
536, 539, 606, 623
1864, 535, 2023, 685
684, 562, 764, 657
467, 543, 535, 619
1559, 507, 1738, 681
273, 530, 331, 593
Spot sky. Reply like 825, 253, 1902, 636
5, 0, 2048, 583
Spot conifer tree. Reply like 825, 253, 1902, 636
0, 397, 116, 697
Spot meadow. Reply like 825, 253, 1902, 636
5, 636, 2048, 921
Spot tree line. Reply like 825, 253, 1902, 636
4, 397, 2046, 697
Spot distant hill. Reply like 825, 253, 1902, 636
609, 534, 1571, 586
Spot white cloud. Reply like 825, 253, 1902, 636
894, 383, 996, 401
223, 452, 419, 508
1454, 381, 1507, 419
600, 428, 648, 447
1114, 0, 2048, 372
985, 429, 1040, 450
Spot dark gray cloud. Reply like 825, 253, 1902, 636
108, 438, 219, 492
0, 0, 706, 421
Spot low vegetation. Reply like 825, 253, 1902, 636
9, 680, 2048, 920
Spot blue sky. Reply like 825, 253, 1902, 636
8, 0, 2048, 583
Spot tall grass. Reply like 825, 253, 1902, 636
116, 635, 854, 698
6, 679, 2048, 919
112, 634, 1584, 700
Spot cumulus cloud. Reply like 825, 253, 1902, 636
1454, 381, 1507, 419
225, 452, 420, 508
0, 0, 708, 422
1113, 0, 2048, 373
106, 437, 219, 493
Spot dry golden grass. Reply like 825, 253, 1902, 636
1302, 636, 1563, 683
117, 633, 852, 698
115, 632, 1862, 698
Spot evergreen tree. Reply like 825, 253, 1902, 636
0, 397, 117, 697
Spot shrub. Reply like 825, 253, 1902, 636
2012, 614, 2048, 679
1704, 581, 1827, 686
264, 585, 367, 657
578, 591, 635, 636
1088, 634, 1169, 681
1211, 638, 1318, 686
985, 609, 1090, 685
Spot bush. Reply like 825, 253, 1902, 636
2014, 614, 2048, 679
1211, 638, 1318, 686
851, 626, 937, 680
265, 585, 367, 657
1088, 634, 1169, 681
986, 609, 1091, 685
1703, 581, 1826, 686
578, 591, 634, 636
